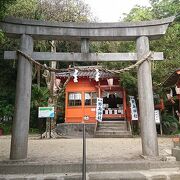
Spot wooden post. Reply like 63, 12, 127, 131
160, 112, 163, 136
98, 81, 101, 98
123, 88, 127, 117
10, 34, 33, 160
81, 38, 89, 180
136, 36, 159, 156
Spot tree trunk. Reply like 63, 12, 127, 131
42, 40, 60, 138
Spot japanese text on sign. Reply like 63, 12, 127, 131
96, 98, 103, 122
38, 107, 54, 118
154, 110, 160, 124
129, 96, 138, 121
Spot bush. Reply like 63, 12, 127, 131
162, 114, 179, 135
29, 128, 40, 134
30, 84, 49, 129
0, 121, 12, 135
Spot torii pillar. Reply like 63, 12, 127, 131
10, 34, 33, 160
136, 36, 158, 156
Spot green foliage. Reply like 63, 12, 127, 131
0, 0, 16, 19
5, 0, 92, 22
31, 84, 49, 108
123, 6, 154, 22
0, 0, 16, 43
162, 113, 179, 134
119, 0, 180, 98
0, 30, 5, 44
5, 0, 39, 19
29, 128, 40, 134
0, 103, 14, 117
0, 121, 12, 135
0, 0, 93, 129
119, 72, 138, 95
30, 84, 49, 128
0, 58, 16, 117
39, 0, 92, 22
99, 41, 137, 95
151, 0, 180, 20
171, 129, 180, 135
151, 22, 180, 87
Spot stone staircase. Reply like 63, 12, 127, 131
94, 121, 132, 138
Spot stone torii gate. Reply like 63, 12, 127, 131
0, 16, 174, 160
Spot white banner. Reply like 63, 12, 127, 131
96, 98, 103, 122
129, 96, 138, 121
154, 110, 160, 124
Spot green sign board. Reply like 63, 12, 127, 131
38, 107, 54, 118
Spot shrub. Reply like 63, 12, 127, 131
162, 113, 179, 135
0, 121, 12, 135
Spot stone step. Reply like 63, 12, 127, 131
1, 161, 180, 174
1, 169, 180, 180
89, 169, 180, 180
100, 121, 126, 124
97, 127, 128, 131
95, 131, 132, 138
94, 134, 132, 138
95, 130, 131, 133
97, 121, 127, 128
95, 121, 130, 138
97, 124, 127, 128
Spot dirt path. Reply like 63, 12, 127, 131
0, 135, 173, 163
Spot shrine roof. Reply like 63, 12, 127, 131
163, 68, 180, 87
56, 66, 117, 79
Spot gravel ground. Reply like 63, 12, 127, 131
0, 135, 173, 163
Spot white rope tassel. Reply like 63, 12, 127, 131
95, 69, 100, 82
73, 69, 78, 83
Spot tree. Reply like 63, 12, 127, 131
0, 0, 16, 42
38, 0, 93, 22
5, 0, 39, 19
150, 0, 180, 89
0, 0, 16, 19
0, 0, 94, 133
5, 0, 93, 22
123, 5, 154, 22
117, 0, 180, 95
150, 0, 180, 20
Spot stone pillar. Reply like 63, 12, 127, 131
136, 36, 159, 156
81, 38, 89, 53
10, 34, 33, 160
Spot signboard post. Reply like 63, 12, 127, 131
82, 115, 90, 180
38, 107, 55, 138
82, 122, 86, 180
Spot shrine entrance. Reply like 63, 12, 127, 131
102, 90, 125, 121
0, 16, 174, 160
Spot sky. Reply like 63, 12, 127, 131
84, 0, 151, 22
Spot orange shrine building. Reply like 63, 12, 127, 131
56, 66, 132, 137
